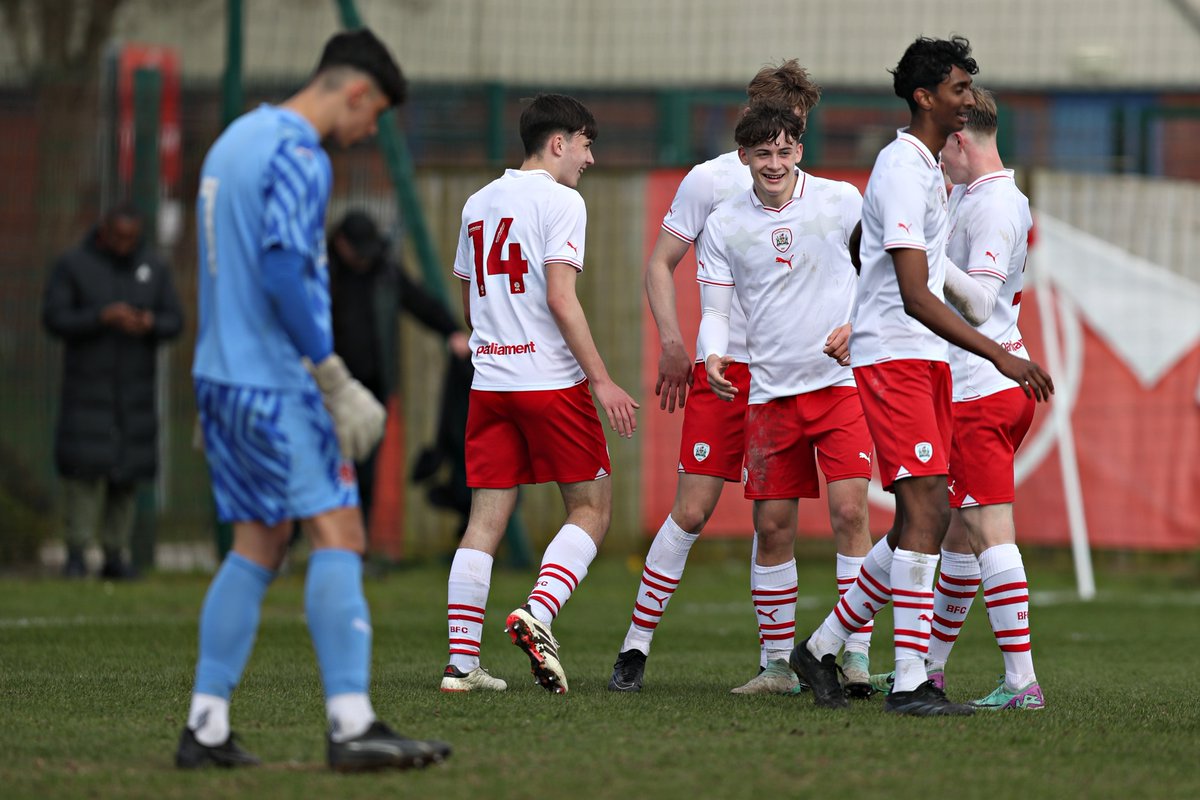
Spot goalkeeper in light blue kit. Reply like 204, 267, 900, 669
177, 28, 451, 772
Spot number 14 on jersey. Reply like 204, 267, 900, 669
468, 217, 530, 297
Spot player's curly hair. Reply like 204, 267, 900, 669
734, 102, 805, 149
746, 59, 822, 121
890, 35, 978, 112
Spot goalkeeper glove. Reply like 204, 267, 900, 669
303, 353, 386, 461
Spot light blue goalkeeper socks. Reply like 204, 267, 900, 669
194, 552, 275, 699
305, 549, 372, 697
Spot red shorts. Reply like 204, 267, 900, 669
677, 361, 750, 481
465, 382, 611, 488
949, 387, 1035, 508
743, 386, 873, 500
853, 360, 953, 491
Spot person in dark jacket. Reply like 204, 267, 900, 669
328, 210, 471, 536
42, 203, 183, 578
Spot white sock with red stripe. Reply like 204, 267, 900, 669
527, 523, 597, 625
891, 548, 939, 693
446, 547, 493, 672
837, 553, 873, 656
751, 533, 766, 668
751, 558, 798, 662
927, 549, 981, 670
621, 515, 697, 656
809, 536, 893, 658
979, 543, 1036, 688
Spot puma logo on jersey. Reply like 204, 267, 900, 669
897, 222, 912, 234
566, 240, 578, 253
756, 608, 779, 622
858, 451, 871, 464
985, 250, 998, 263
775, 255, 794, 269
644, 591, 668, 608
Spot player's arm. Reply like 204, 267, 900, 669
645, 230, 695, 412
261, 247, 385, 459
696, 283, 737, 401
825, 183, 862, 363
546, 262, 639, 438
452, 217, 475, 331
891, 248, 1053, 401
459, 279, 472, 329
942, 260, 1002, 326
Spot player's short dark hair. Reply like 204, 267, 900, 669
890, 35, 978, 113
734, 103, 805, 149
315, 28, 406, 107
518, 93, 597, 157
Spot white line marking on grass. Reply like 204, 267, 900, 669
0, 613, 308, 629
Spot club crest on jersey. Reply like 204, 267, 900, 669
692, 442, 711, 462
771, 227, 792, 252
914, 442, 934, 463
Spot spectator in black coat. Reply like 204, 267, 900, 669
329, 210, 471, 539
42, 203, 183, 578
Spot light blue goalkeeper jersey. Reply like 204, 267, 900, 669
193, 104, 332, 390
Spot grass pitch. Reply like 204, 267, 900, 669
1, 550, 1197, 800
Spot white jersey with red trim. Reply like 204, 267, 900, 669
453, 168, 587, 391
946, 169, 1032, 401
661, 150, 750, 362
696, 171, 862, 404
851, 129, 952, 366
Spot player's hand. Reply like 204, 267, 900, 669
592, 379, 639, 439
705, 354, 737, 402
823, 324, 852, 366
655, 341, 693, 413
997, 353, 1054, 402
303, 353, 387, 460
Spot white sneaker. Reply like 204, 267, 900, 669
730, 659, 801, 695
440, 665, 507, 693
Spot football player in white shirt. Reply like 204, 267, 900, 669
919, 87, 1045, 710
695, 103, 877, 698
788, 36, 1053, 717
611, 63, 876, 696
441, 94, 638, 695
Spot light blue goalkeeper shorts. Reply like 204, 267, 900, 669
195, 378, 359, 525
